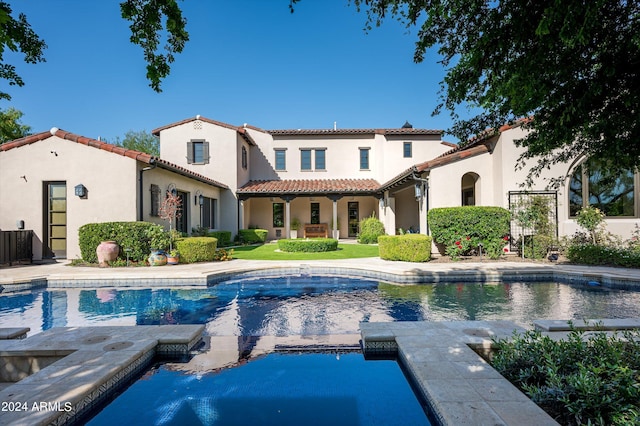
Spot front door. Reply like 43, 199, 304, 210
44, 181, 66, 258
348, 201, 359, 238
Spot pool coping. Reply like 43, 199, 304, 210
0, 325, 204, 426
1, 258, 640, 293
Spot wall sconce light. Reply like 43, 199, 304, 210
198, 194, 204, 206
414, 183, 423, 200
195, 190, 204, 205
167, 183, 177, 196
74, 184, 87, 198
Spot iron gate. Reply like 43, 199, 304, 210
0, 230, 33, 266
508, 191, 558, 251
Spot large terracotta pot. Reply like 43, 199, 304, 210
148, 250, 167, 266
96, 241, 119, 266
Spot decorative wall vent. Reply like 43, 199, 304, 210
193, 120, 203, 130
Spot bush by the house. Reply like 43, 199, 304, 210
378, 234, 432, 262
358, 215, 386, 244
492, 326, 640, 425
79, 222, 169, 263
428, 206, 510, 259
206, 231, 232, 247
278, 238, 338, 252
175, 237, 217, 263
567, 243, 640, 268
516, 234, 556, 260
238, 229, 268, 244
213, 248, 234, 261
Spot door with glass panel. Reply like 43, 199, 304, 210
44, 182, 66, 258
348, 202, 359, 238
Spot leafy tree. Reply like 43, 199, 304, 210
0, 106, 30, 142
333, 0, 640, 185
114, 130, 159, 156
0, 2, 46, 100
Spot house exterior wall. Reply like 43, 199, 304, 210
0, 136, 138, 260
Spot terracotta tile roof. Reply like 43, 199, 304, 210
150, 115, 260, 146
0, 128, 229, 189
267, 128, 442, 136
238, 179, 381, 196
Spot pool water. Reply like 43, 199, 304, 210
86, 352, 430, 426
2, 277, 640, 335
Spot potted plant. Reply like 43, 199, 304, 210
167, 249, 180, 265
290, 217, 301, 239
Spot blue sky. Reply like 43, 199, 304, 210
6, 1, 460, 143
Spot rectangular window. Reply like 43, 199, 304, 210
403, 142, 412, 158
310, 202, 320, 224
275, 149, 286, 171
201, 197, 216, 229
301, 149, 312, 171
187, 140, 209, 164
241, 146, 248, 169
273, 203, 285, 227
150, 184, 160, 216
315, 149, 326, 170
359, 148, 370, 170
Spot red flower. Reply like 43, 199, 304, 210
455, 241, 461, 246
503, 236, 509, 241
466, 236, 471, 240
503, 248, 509, 252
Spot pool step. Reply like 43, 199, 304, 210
0, 327, 29, 339
534, 318, 640, 332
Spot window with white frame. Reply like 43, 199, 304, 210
315, 149, 326, 170
275, 149, 286, 171
301, 149, 312, 170
359, 148, 370, 170
403, 142, 412, 158
187, 140, 209, 164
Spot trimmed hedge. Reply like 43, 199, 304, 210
207, 231, 232, 247
239, 229, 268, 244
378, 234, 432, 262
358, 215, 386, 244
175, 237, 218, 263
78, 222, 168, 263
278, 238, 338, 252
428, 206, 510, 259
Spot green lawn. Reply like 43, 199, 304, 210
230, 243, 380, 260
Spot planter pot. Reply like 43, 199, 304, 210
167, 255, 180, 265
332, 230, 340, 240
96, 241, 119, 266
148, 250, 167, 266
290, 230, 298, 239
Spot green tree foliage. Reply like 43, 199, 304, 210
0, 1, 46, 100
0, 106, 30, 142
113, 130, 160, 156
327, 0, 640, 184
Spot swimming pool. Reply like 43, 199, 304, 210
3, 276, 640, 336
86, 351, 430, 426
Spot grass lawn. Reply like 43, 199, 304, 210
231, 243, 379, 260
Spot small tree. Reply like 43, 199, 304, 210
576, 206, 605, 245
159, 190, 182, 251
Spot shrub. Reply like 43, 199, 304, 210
576, 206, 605, 244
78, 222, 168, 263
428, 206, 510, 259
175, 237, 218, 263
238, 229, 268, 244
492, 326, 640, 425
378, 234, 432, 262
358, 215, 386, 244
278, 238, 338, 252
567, 244, 640, 268
207, 231, 232, 247
213, 248, 234, 261
516, 234, 555, 259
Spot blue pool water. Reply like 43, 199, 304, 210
2, 276, 640, 335
87, 352, 429, 426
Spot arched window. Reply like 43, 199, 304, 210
569, 158, 636, 217
461, 172, 480, 206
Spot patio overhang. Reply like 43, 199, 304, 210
236, 178, 382, 201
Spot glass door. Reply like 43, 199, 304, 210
348, 202, 359, 238
45, 182, 66, 258
175, 191, 189, 234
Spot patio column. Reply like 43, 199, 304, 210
282, 196, 295, 238
327, 195, 343, 239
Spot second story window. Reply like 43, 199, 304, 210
403, 142, 412, 158
241, 146, 248, 169
301, 149, 312, 171
359, 148, 370, 170
275, 149, 286, 171
315, 149, 326, 170
187, 140, 210, 164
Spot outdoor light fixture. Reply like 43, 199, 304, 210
167, 183, 177, 196
198, 194, 204, 206
195, 190, 203, 205
414, 183, 423, 200
74, 184, 87, 198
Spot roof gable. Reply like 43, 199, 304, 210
151, 115, 259, 146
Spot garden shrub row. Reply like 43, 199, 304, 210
175, 237, 218, 263
378, 234, 432, 262
567, 243, 640, 268
207, 231, 232, 247
239, 229, 268, 244
278, 238, 338, 252
78, 222, 169, 263
428, 206, 510, 259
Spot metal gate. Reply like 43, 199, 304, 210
0, 230, 33, 266
508, 191, 558, 251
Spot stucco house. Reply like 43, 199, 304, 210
0, 128, 228, 260
2, 115, 638, 261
